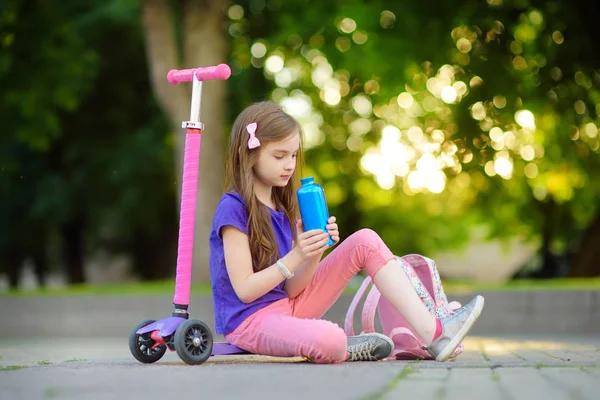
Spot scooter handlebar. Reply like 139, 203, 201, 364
167, 63, 231, 84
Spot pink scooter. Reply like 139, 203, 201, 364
128, 63, 249, 365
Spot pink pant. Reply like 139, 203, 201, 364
224, 229, 395, 364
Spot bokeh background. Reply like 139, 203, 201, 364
2, 0, 599, 293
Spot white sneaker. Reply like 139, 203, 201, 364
424, 295, 485, 362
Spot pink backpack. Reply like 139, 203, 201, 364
344, 254, 463, 360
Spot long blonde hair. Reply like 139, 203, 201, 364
224, 101, 303, 272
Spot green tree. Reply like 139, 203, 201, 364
0, 0, 98, 286
1, 0, 178, 287
59, 0, 178, 281
227, 0, 600, 277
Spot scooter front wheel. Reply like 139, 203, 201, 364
129, 319, 167, 364
174, 319, 213, 365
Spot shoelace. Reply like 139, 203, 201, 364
348, 341, 376, 361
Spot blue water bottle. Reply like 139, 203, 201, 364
297, 177, 335, 246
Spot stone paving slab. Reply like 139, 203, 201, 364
1, 336, 599, 400
382, 368, 510, 400
490, 368, 576, 400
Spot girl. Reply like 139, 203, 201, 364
209, 101, 484, 364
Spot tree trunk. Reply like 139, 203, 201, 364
533, 198, 560, 278
31, 229, 48, 287
5, 250, 24, 290
569, 212, 600, 277
33, 252, 47, 288
62, 216, 86, 284
142, 0, 228, 283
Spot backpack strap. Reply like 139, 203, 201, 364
401, 254, 435, 297
361, 283, 381, 334
344, 276, 373, 336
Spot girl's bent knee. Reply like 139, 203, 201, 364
309, 323, 347, 364
347, 228, 383, 249
359, 228, 381, 241
346, 228, 394, 277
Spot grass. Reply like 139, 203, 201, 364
37, 360, 52, 365
442, 277, 600, 294
479, 342, 491, 361
362, 366, 416, 400
541, 351, 566, 361
491, 371, 501, 381
434, 387, 446, 400
65, 358, 87, 363
0, 365, 26, 371
2, 276, 599, 298
44, 388, 61, 398
392, 366, 416, 381
0, 280, 211, 297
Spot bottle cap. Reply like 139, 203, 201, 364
300, 177, 314, 185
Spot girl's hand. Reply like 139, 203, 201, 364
326, 216, 340, 246
295, 219, 330, 260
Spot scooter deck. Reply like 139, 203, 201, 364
211, 342, 250, 356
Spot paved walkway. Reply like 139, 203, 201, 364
1, 335, 599, 400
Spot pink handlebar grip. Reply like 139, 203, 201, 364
167, 63, 231, 84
